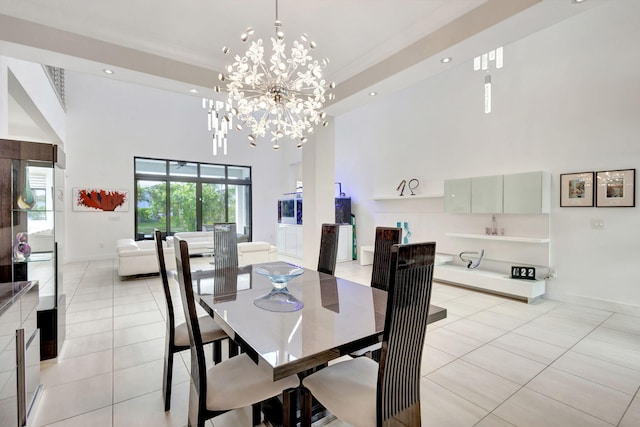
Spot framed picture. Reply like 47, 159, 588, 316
560, 172, 594, 207
596, 169, 635, 207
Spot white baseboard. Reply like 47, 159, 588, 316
559, 293, 640, 316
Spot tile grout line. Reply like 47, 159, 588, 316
427, 296, 620, 425
486, 310, 623, 425
617, 386, 639, 427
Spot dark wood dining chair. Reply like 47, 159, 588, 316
317, 223, 340, 275
153, 230, 228, 411
350, 226, 402, 359
173, 236, 299, 427
370, 226, 403, 291
302, 241, 437, 427
214, 222, 239, 269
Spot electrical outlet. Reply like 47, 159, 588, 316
590, 218, 605, 229
547, 269, 557, 279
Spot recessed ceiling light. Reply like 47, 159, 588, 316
369, 91, 377, 96
440, 57, 452, 64
102, 69, 114, 75
188, 89, 199, 94
572, 0, 586, 3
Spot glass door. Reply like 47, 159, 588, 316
136, 180, 167, 239
169, 181, 196, 232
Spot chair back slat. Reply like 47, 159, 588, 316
154, 230, 177, 333
377, 242, 436, 427
317, 223, 340, 275
371, 227, 402, 291
214, 223, 239, 269
174, 237, 208, 401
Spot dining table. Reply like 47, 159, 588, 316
180, 260, 447, 425
191, 261, 447, 381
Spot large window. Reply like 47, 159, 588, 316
134, 157, 251, 240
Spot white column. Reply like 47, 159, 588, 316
301, 117, 335, 269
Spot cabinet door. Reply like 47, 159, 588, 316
295, 227, 303, 258
471, 175, 503, 213
444, 178, 471, 213
337, 225, 353, 262
284, 227, 298, 257
504, 171, 550, 214
276, 227, 286, 253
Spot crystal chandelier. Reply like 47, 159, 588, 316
215, 0, 335, 149
202, 98, 232, 155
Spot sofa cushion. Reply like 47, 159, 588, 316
237, 242, 278, 266
173, 231, 213, 243
116, 238, 176, 276
167, 231, 215, 255
116, 239, 140, 251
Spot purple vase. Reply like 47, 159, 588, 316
14, 242, 31, 259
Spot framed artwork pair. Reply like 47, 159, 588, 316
560, 169, 635, 207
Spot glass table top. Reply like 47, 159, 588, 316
196, 261, 446, 380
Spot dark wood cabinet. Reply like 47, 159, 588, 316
0, 139, 65, 360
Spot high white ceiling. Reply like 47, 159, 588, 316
0, 0, 607, 116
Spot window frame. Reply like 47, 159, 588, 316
134, 156, 251, 240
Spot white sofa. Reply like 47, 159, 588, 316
166, 231, 277, 265
237, 242, 278, 265
116, 238, 176, 277
166, 231, 213, 255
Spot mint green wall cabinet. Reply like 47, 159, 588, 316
471, 175, 503, 213
503, 171, 551, 214
444, 178, 471, 213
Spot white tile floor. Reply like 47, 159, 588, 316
28, 258, 640, 427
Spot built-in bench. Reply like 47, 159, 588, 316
433, 264, 545, 303
359, 245, 375, 266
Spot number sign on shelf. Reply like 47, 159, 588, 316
511, 266, 536, 280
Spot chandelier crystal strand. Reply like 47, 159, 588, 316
203, 98, 232, 155
216, 0, 335, 149
474, 47, 503, 114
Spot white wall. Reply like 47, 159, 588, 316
64, 71, 297, 262
335, 0, 640, 310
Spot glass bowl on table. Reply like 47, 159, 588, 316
253, 264, 304, 312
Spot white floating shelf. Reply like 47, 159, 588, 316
372, 194, 444, 201
445, 233, 550, 244
434, 264, 545, 303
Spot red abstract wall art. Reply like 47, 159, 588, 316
73, 188, 129, 212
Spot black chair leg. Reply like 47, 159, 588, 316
283, 387, 297, 427
229, 340, 239, 357
251, 403, 262, 426
163, 349, 174, 411
301, 387, 313, 427
213, 340, 222, 364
